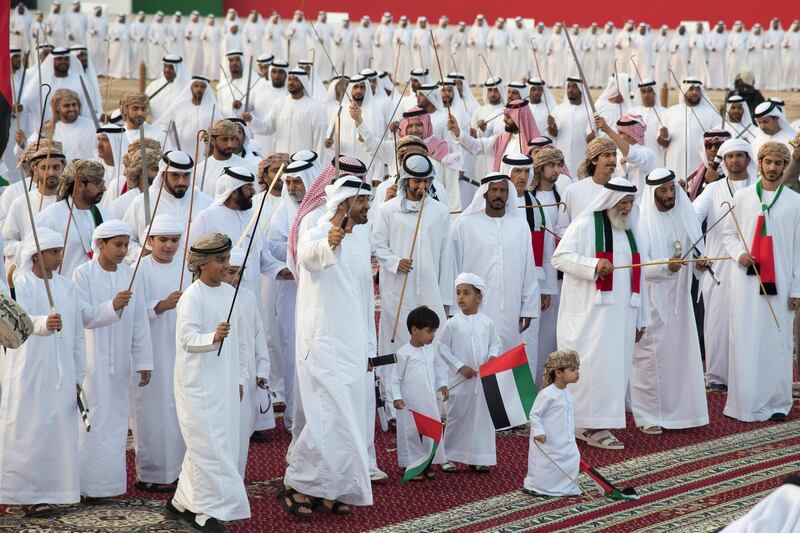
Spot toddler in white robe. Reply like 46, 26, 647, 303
390, 306, 448, 479
437, 273, 501, 472
524, 350, 582, 497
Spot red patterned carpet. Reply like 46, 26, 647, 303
1, 392, 798, 532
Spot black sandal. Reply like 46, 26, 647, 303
522, 488, 551, 498
21, 503, 59, 517
315, 499, 351, 515
136, 481, 177, 493
278, 488, 314, 518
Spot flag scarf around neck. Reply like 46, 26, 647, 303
593, 210, 641, 306
748, 181, 782, 295
479, 344, 536, 430
400, 410, 443, 483
523, 191, 546, 273
580, 458, 640, 500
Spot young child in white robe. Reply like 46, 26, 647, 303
437, 272, 501, 473
224, 246, 273, 478
130, 215, 186, 492
74, 220, 153, 500
0, 229, 85, 516
166, 232, 251, 531
523, 350, 582, 497
390, 306, 448, 480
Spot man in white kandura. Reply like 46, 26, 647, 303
630, 168, 710, 435
552, 177, 651, 450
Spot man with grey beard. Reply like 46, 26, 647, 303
552, 177, 651, 450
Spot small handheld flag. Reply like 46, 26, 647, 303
580, 458, 639, 500
400, 410, 443, 483
77, 389, 91, 432
480, 344, 537, 430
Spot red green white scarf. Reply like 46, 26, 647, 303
593, 210, 641, 307
524, 191, 546, 278
748, 181, 782, 295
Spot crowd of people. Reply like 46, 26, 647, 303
9, 5, 800, 90
2, 6, 800, 533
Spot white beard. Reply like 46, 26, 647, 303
607, 209, 631, 231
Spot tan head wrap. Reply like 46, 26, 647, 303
124, 146, 163, 182
122, 137, 163, 168
533, 147, 564, 170
396, 135, 428, 162
757, 141, 790, 163
209, 119, 240, 137
187, 233, 232, 280
259, 152, 290, 177
50, 88, 80, 119
542, 350, 580, 387
578, 137, 617, 178
58, 159, 105, 200
120, 91, 150, 110
21, 139, 63, 176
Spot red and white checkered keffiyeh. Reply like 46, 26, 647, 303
399, 107, 451, 162
616, 113, 646, 146
287, 155, 366, 266
491, 100, 541, 171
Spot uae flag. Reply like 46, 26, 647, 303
400, 410, 443, 483
0, 0, 13, 160
480, 344, 537, 430
580, 458, 640, 500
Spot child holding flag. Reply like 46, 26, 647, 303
523, 350, 582, 497
437, 273, 501, 473
390, 306, 448, 481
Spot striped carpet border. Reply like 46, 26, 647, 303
368, 420, 800, 533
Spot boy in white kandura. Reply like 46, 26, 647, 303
437, 272, 501, 473
524, 350, 582, 497
391, 305, 449, 481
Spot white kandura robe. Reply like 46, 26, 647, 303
234, 286, 272, 477
452, 211, 539, 352
372, 195, 454, 356
562, 178, 604, 225
122, 185, 213, 264
523, 384, 581, 496
264, 200, 299, 429
552, 216, 650, 429
551, 102, 591, 174
250, 95, 326, 159
390, 343, 446, 468
51, 117, 98, 161
722, 185, 800, 422
523, 189, 570, 387
0, 272, 85, 504
107, 22, 131, 78
173, 280, 250, 520
437, 311, 501, 465
630, 211, 709, 429
195, 154, 253, 197
662, 103, 720, 177
130, 256, 187, 484
36, 201, 115, 279
692, 177, 754, 386
2, 191, 58, 265
284, 222, 375, 506
73, 259, 153, 497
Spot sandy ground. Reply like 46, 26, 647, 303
100, 76, 800, 125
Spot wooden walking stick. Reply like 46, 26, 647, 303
236, 163, 286, 246
629, 54, 665, 128
199, 105, 216, 191
389, 192, 427, 344
217, 172, 275, 356
179, 128, 208, 290
562, 23, 597, 135
720, 200, 781, 331
128, 178, 166, 291
430, 29, 452, 119
477, 53, 504, 104
613, 256, 732, 269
